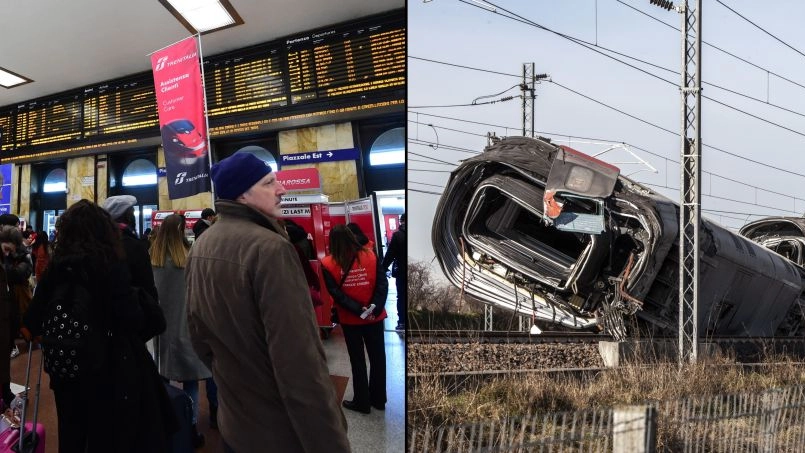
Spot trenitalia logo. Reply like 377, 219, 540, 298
175, 172, 208, 185
154, 52, 199, 72
154, 56, 169, 71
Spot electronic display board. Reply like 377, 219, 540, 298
83, 79, 158, 137
0, 9, 404, 160
0, 112, 11, 151
206, 48, 288, 117
14, 96, 82, 147
285, 15, 405, 104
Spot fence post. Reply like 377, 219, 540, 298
613, 406, 656, 453
761, 390, 783, 453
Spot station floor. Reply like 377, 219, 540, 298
8, 280, 406, 453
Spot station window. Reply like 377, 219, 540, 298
122, 159, 157, 187
368, 127, 404, 166
234, 145, 278, 172
43, 169, 67, 193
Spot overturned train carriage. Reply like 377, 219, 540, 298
432, 137, 805, 338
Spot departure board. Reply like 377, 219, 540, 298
13, 97, 82, 147
0, 9, 404, 159
206, 48, 288, 117
285, 16, 405, 104
83, 79, 158, 137
0, 112, 11, 151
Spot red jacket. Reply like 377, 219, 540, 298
321, 248, 387, 326
33, 244, 50, 282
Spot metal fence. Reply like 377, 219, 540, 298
409, 385, 805, 452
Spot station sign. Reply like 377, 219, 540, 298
280, 148, 359, 166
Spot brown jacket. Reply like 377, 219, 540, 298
185, 200, 349, 453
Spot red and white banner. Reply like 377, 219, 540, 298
151, 37, 211, 200
276, 168, 322, 192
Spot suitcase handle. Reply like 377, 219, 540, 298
17, 341, 43, 453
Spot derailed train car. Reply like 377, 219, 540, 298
432, 136, 805, 338
740, 217, 805, 268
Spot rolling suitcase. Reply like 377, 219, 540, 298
0, 341, 45, 453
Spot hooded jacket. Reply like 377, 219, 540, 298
185, 200, 349, 453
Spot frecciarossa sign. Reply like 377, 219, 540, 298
275, 168, 321, 192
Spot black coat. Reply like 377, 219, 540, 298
381, 224, 406, 277
192, 219, 210, 240
25, 257, 177, 452
120, 225, 159, 302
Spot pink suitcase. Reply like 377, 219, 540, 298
0, 421, 45, 453
0, 342, 45, 453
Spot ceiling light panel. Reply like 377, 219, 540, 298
0, 67, 32, 88
161, 0, 243, 34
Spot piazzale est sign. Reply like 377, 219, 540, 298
280, 148, 359, 164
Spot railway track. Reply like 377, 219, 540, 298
409, 329, 805, 347
408, 329, 611, 344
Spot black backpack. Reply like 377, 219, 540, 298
41, 280, 94, 381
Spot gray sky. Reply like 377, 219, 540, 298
408, 0, 805, 279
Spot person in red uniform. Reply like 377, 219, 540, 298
321, 225, 388, 414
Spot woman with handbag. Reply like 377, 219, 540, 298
23, 199, 177, 453
150, 214, 218, 445
321, 225, 388, 414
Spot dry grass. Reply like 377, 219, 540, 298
408, 345, 805, 431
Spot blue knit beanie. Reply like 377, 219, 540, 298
211, 153, 273, 200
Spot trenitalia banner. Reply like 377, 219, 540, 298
150, 37, 211, 200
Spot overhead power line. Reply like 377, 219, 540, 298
444, 1, 805, 142
409, 137, 801, 216
407, 127, 805, 213
410, 180, 446, 189
409, 188, 444, 196
410, 57, 805, 179
616, 0, 805, 93
714, 0, 805, 61
408, 151, 457, 166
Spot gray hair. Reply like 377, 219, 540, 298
0, 225, 23, 247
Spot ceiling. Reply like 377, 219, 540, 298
0, 0, 404, 109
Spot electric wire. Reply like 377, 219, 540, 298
441, 1, 805, 146
409, 188, 445, 196
408, 137, 802, 216
410, 180, 446, 189
714, 0, 805, 61
409, 158, 455, 166
408, 151, 457, 166
408, 97, 516, 109
616, 0, 805, 94
410, 58, 805, 178
409, 116, 805, 205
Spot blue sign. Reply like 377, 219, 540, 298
158, 167, 167, 177
280, 148, 359, 166
0, 164, 10, 216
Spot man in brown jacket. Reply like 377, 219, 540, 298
185, 153, 350, 453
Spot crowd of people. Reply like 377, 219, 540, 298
0, 152, 405, 452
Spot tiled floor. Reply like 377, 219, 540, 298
9, 279, 406, 453
322, 278, 406, 452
